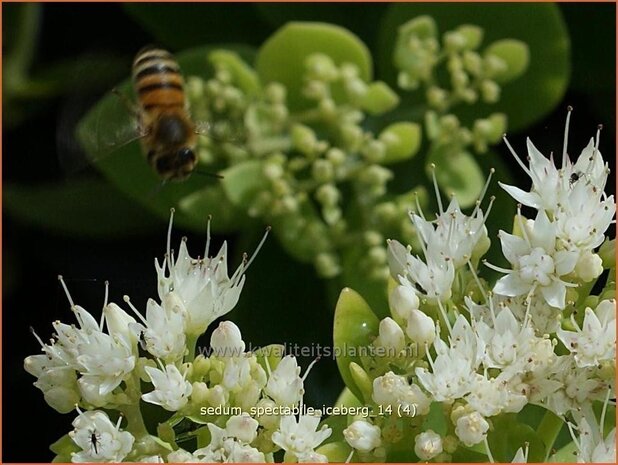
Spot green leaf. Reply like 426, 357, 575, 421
428, 147, 485, 209
377, 3, 570, 131
50, 433, 79, 457
333, 288, 380, 402
380, 122, 422, 164
178, 185, 247, 233
4, 179, 160, 237
220, 160, 269, 208
488, 414, 546, 462
485, 39, 530, 83
316, 441, 352, 462
335, 387, 363, 408
256, 22, 372, 111
208, 50, 261, 96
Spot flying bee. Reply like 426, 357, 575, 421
130, 46, 199, 181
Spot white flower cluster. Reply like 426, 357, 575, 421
360, 114, 616, 462
25, 212, 332, 463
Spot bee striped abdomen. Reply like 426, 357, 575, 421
133, 47, 185, 111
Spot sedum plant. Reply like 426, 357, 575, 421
25, 214, 335, 463
329, 114, 616, 463
76, 18, 531, 305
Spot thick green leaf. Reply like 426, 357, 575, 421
377, 3, 570, 131
4, 179, 160, 237
316, 441, 352, 462
256, 22, 372, 111
178, 185, 247, 233
428, 147, 485, 209
488, 414, 546, 462
380, 121, 421, 164
220, 160, 269, 208
333, 288, 380, 402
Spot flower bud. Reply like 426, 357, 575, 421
389, 285, 419, 323
574, 251, 603, 282
344, 420, 382, 452
226, 413, 259, 443
204, 384, 229, 407
455, 411, 489, 446
104, 303, 137, 346
375, 317, 405, 353
414, 430, 443, 461
211, 321, 245, 356
406, 309, 436, 347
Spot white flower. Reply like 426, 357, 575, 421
416, 316, 482, 403
411, 192, 491, 268
69, 410, 134, 462
211, 320, 246, 356
414, 430, 443, 461
155, 211, 268, 336
557, 299, 616, 368
24, 355, 80, 413
570, 413, 616, 463
103, 303, 138, 349
389, 284, 419, 323
372, 371, 431, 416
76, 330, 136, 396
388, 239, 455, 303
297, 450, 329, 462
491, 210, 578, 309
189, 423, 265, 463
272, 414, 332, 458
511, 445, 529, 463
142, 364, 192, 411
265, 355, 304, 407
225, 413, 259, 444
465, 373, 527, 417
127, 295, 186, 362
455, 411, 489, 446
343, 420, 382, 452
374, 317, 406, 353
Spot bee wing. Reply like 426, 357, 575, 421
194, 119, 246, 146
59, 88, 145, 175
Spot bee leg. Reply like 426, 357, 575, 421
111, 88, 139, 118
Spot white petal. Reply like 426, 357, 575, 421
499, 231, 529, 264
493, 273, 529, 297
540, 280, 566, 309
554, 250, 579, 276
498, 182, 542, 209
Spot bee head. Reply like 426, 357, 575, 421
151, 146, 197, 181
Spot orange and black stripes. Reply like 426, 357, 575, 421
133, 47, 185, 111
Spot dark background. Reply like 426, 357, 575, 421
2, 3, 615, 462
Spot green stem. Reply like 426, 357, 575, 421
5, 4, 41, 84
538, 410, 564, 460
120, 374, 148, 438
186, 334, 199, 362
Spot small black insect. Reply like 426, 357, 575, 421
569, 171, 582, 186
89, 429, 101, 454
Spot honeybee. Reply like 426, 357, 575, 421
129, 46, 199, 181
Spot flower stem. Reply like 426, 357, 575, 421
538, 410, 564, 460
186, 334, 199, 362
120, 374, 148, 438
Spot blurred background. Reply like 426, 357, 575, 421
2, 3, 615, 461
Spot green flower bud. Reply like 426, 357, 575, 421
326, 147, 346, 166
374, 202, 398, 223
265, 82, 287, 104
319, 98, 337, 118
315, 252, 341, 278
363, 140, 386, 163
598, 238, 615, 268
186, 77, 205, 101
457, 25, 483, 50
291, 124, 318, 156
444, 31, 466, 53
312, 159, 335, 183
305, 53, 339, 81
397, 71, 420, 90
462, 51, 483, 76
340, 123, 364, 151
368, 246, 387, 265
359, 165, 393, 187
380, 122, 422, 164
279, 195, 299, 214
359, 81, 399, 115
340, 62, 361, 80
484, 39, 529, 83
364, 230, 384, 247
316, 183, 340, 207
193, 355, 211, 377
349, 362, 373, 403
398, 16, 437, 41
345, 77, 368, 101
263, 161, 284, 181
248, 191, 272, 218
480, 79, 500, 103
322, 205, 342, 225
303, 80, 329, 100
426, 86, 449, 110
